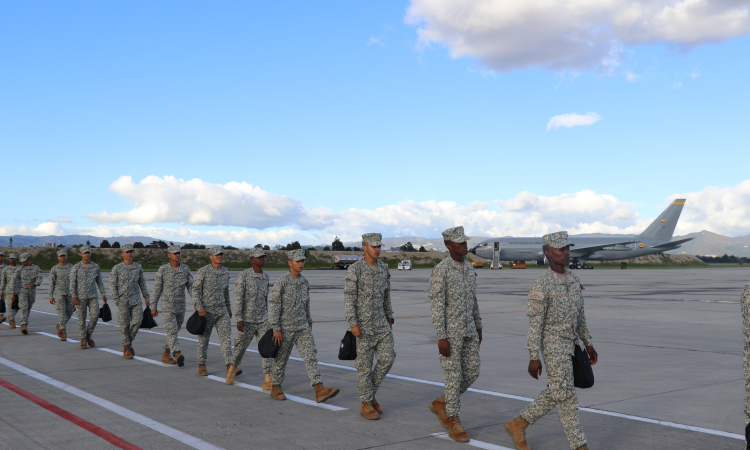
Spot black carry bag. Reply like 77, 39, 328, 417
141, 308, 157, 329
572, 345, 595, 389
338, 330, 357, 360
745, 422, 749, 447
186, 310, 207, 335
0, 299, 5, 313
99, 303, 112, 322
258, 329, 280, 358
11, 299, 19, 311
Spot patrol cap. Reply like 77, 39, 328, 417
19, 253, 31, 262
542, 231, 575, 249
249, 247, 266, 258
287, 249, 307, 261
0, 251, 4, 256
209, 245, 225, 255
167, 244, 181, 254
79, 245, 91, 254
442, 226, 470, 244
362, 233, 383, 247
9, 252, 19, 259
56, 248, 67, 257
120, 244, 134, 252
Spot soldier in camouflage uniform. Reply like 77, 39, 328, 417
151, 244, 193, 366
191, 246, 233, 376
505, 231, 598, 450
110, 244, 150, 359
0, 251, 7, 324
226, 247, 273, 387
49, 248, 75, 341
345, 233, 395, 420
70, 246, 108, 349
742, 282, 750, 449
15, 253, 42, 334
0, 253, 21, 328
428, 226, 482, 443
268, 249, 340, 403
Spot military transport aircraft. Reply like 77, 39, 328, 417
470, 199, 692, 269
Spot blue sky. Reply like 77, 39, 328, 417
2, 1, 749, 246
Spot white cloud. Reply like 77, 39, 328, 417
673, 80, 683, 89
625, 71, 640, 82
546, 112, 602, 131
368, 37, 385, 46
672, 180, 750, 236
0, 222, 65, 237
405, 0, 750, 72
57, 216, 72, 223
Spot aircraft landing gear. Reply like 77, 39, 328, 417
570, 261, 593, 269
582, 263, 589, 269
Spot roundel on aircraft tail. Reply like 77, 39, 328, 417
639, 243, 645, 248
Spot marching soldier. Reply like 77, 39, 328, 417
15, 253, 42, 334
504, 231, 598, 450
428, 226, 482, 442
0, 253, 22, 328
49, 248, 75, 341
226, 247, 272, 387
268, 249, 339, 403
344, 233, 395, 420
151, 244, 193, 366
0, 251, 6, 324
110, 244, 150, 359
70, 245, 108, 349
742, 280, 750, 449
191, 246, 233, 376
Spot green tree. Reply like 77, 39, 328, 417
331, 237, 345, 251
352, 247, 362, 251
112, 241, 121, 248
263, 245, 270, 250
133, 242, 145, 249
418, 245, 427, 252
100, 240, 111, 248
254, 244, 263, 249
400, 242, 416, 252
323, 246, 331, 251
284, 241, 302, 250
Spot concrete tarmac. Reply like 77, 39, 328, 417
1, 266, 748, 449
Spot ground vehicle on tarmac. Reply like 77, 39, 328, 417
333, 255, 363, 269
397, 260, 412, 270
471, 261, 484, 269
511, 261, 526, 269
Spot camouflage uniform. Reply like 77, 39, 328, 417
0, 257, 20, 323
16, 254, 42, 326
429, 243, 482, 418
110, 253, 150, 347
345, 233, 396, 403
520, 232, 592, 450
191, 246, 232, 365
151, 248, 193, 355
49, 253, 75, 331
69, 248, 107, 340
742, 282, 750, 444
0, 259, 6, 321
269, 250, 323, 386
230, 249, 272, 372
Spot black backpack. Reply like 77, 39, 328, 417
141, 308, 157, 329
338, 330, 357, 360
99, 303, 112, 322
11, 299, 19, 311
258, 329, 280, 358
186, 310, 207, 335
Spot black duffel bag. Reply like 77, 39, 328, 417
11, 299, 19, 311
0, 299, 5, 313
99, 303, 112, 322
338, 330, 357, 360
186, 310, 207, 335
141, 307, 157, 329
258, 329, 280, 358
572, 345, 595, 389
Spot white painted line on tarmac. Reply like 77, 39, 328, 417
35, 331, 79, 344
432, 433, 514, 449
98, 348, 176, 367
0, 356, 225, 450
205, 375, 348, 412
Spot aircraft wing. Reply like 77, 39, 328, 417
570, 240, 637, 257
649, 238, 694, 250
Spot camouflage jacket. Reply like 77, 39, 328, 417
109, 262, 150, 306
344, 259, 393, 335
526, 269, 593, 361
16, 265, 43, 294
0, 265, 21, 295
269, 272, 312, 332
49, 264, 72, 299
742, 282, 750, 377
429, 256, 482, 340
234, 269, 270, 324
151, 263, 193, 311
70, 261, 106, 299
191, 264, 231, 314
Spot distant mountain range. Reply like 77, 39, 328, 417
0, 235, 187, 247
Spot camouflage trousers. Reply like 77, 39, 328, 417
18, 290, 36, 325
521, 350, 587, 450
3, 294, 18, 322
76, 298, 99, 340
271, 327, 322, 387
355, 330, 396, 402
439, 334, 480, 417
744, 346, 749, 450
117, 303, 142, 346
197, 310, 232, 365
161, 307, 185, 354
54, 295, 75, 330
231, 321, 272, 373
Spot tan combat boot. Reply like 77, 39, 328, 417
161, 350, 176, 365
86, 334, 95, 347
504, 416, 530, 450
262, 373, 272, 390
576, 446, 589, 450
173, 351, 185, 367
9, 319, 15, 328
123, 345, 133, 359
235, 367, 243, 376
80, 338, 87, 349
270, 384, 286, 400
198, 364, 208, 376
360, 401, 380, 420
129, 345, 135, 356
56, 324, 61, 337
60, 329, 67, 341
447, 416, 470, 443
428, 395, 449, 429
226, 364, 237, 385
0, 315, 5, 324
372, 398, 383, 414
21, 324, 28, 334
314, 383, 340, 403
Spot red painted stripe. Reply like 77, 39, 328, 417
0, 377, 142, 450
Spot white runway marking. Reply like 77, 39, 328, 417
205, 375, 348, 411
98, 347, 176, 367
432, 433, 514, 449
0, 356, 225, 450
36, 331, 79, 343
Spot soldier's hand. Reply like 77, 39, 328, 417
438, 339, 450, 357
102, 296, 108, 303
145, 301, 150, 308
586, 346, 598, 365
237, 321, 244, 332
228, 310, 233, 319
198, 308, 206, 317
72, 297, 79, 306
477, 328, 482, 344
528, 360, 543, 379
49, 298, 55, 305
11, 294, 16, 301
27, 284, 34, 290
273, 331, 283, 345
152, 309, 159, 317
351, 325, 361, 337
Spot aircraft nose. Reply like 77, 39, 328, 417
469, 245, 478, 255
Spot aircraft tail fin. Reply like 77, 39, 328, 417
637, 199, 686, 241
